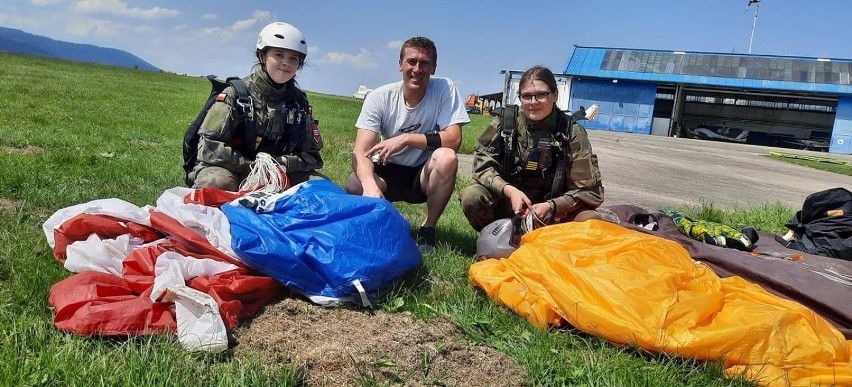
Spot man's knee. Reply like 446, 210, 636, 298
573, 209, 603, 222
459, 184, 496, 231
191, 165, 240, 191
344, 172, 362, 194
423, 149, 458, 195
459, 184, 487, 208
430, 148, 458, 174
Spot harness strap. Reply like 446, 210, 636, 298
226, 77, 258, 159
352, 279, 372, 308
549, 112, 572, 199
501, 105, 519, 176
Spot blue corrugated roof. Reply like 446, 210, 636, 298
563, 46, 852, 96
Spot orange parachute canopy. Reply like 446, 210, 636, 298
469, 220, 851, 386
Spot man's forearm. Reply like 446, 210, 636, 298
352, 152, 379, 191
439, 125, 462, 151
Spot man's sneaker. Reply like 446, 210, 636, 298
416, 226, 436, 253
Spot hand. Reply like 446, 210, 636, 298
531, 202, 552, 220
530, 202, 554, 228
504, 186, 531, 218
367, 136, 407, 165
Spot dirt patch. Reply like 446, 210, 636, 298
131, 139, 159, 147
1, 145, 43, 154
233, 297, 526, 386
0, 198, 23, 212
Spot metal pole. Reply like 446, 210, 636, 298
669, 85, 686, 137
748, 1, 760, 54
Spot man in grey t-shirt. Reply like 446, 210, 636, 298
345, 36, 470, 252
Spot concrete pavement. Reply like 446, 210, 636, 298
457, 131, 852, 211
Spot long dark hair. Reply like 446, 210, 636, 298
518, 65, 558, 94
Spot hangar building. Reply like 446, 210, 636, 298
502, 46, 852, 154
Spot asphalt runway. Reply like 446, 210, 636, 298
458, 131, 852, 211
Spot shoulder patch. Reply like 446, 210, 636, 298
311, 121, 321, 141
215, 93, 227, 102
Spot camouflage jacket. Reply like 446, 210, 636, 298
196, 66, 323, 176
471, 106, 604, 219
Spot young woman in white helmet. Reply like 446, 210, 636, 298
188, 21, 326, 191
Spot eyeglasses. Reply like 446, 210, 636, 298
518, 91, 551, 104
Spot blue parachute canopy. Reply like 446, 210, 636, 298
221, 179, 421, 304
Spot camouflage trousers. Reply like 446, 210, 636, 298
460, 183, 601, 232
188, 164, 326, 191
458, 183, 514, 232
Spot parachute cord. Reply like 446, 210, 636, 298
798, 262, 852, 287
239, 152, 290, 193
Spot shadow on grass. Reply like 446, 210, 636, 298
373, 261, 434, 309
438, 224, 479, 257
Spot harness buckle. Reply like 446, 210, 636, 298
235, 96, 252, 115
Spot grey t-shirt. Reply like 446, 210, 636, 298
355, 77, 470, 166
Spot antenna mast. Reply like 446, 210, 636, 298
748, 0, 761, 54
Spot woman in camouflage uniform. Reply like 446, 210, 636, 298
459, 65, 604, 231
188, 22, 325, 191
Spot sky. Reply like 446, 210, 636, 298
2, 0, 851, 99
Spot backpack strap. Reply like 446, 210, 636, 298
500, 105, 519, 176
225, 77, 258, 160
549, 112, 573, 199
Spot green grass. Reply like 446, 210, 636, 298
0, 52, 795, 386
766, 153, 852, 176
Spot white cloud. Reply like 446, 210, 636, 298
199, 26, 225, 36
199, 10, 273, 38
319, 48, 378, 70
201, 13, 216, 20
31, 0, 62, 6
73, 0, 180, 19
251, 10, 271, 20
232, 18, 256, 31
230, 9, 273, 31
67, 17, 121, 36
133, 25, 154, 33
386, 40, 403, 51
307, 45, 320, 56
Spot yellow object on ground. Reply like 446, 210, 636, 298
768, 150, 849, 165
469, 220, 852, 386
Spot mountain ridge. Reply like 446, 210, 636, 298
0, 26, 159, 71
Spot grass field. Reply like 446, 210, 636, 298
0, 52, 799, 386
766, 152, 852, 176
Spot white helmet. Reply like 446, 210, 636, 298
476, 218, 520, 260
256, 22, 307, 57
